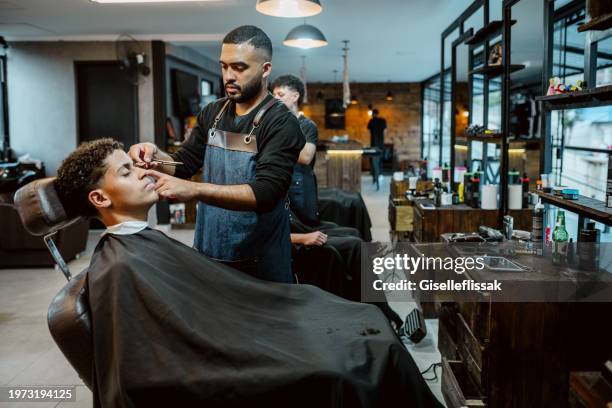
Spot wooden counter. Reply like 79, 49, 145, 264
314, 140, 364, 193
413, 200, 533, 243
408, 242, 612, 407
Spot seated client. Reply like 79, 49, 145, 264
54, 138, 442, 408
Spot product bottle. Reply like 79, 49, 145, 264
509, 168, 520, 185
521, 172, 530, 208
420, 158, 428, 181
607, 155, 612, 207
442, 162, 450, 183
552, 211, 569, 265
433, 178, 442, 207
471, 175, 480, 208
532, 199, 544, 255
579, 222, 600, 271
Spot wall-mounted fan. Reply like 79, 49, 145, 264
115, 34, 151, 83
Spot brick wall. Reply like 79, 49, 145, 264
301, 82, 422, 164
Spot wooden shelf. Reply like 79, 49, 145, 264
464, 133, 502, 142
469, 64, 525, 78
465, 20, 517, 45
460, 134, 540, 149
535, 85, 612, 110
533, 190, 612, 225
509, 139, 542, 149
578, 13, 612, 32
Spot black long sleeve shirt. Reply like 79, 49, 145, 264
171, 94, 305, 213
298, 114, 318, 168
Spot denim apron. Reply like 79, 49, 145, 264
288, 163, 319, 227
194, 98, 293, 283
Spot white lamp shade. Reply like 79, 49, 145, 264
256, 0, 322, 18
283, 24, 328, 49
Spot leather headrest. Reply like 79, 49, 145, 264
14, 177, 81, 236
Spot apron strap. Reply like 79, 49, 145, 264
244, 97, 280, 144
253, 97, 280, 128
211, 99, 231, 129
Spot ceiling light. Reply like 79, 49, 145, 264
256, 0, 322, 18
283, 24, 327, 49
90, 0, 213, 3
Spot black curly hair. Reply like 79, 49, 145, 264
271, 74, 305, 106
55, 138, 124, 218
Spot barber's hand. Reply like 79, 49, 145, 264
302, 231, 328, 246
128, 142, 159, 169
144, 170, 197, 201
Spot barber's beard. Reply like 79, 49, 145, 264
226, 75, 264, 103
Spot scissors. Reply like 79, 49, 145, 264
136, 159, 183, 167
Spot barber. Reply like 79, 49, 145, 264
271, 75, 319, 227
128, 25, 304, 283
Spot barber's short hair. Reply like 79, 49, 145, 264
55, 138, 123, 218
373, 109, 379, 115
272, 74, 305, 106
223, 25, 272, 61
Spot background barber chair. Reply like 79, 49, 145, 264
14, 178, 94, 389
0, 161, 89, 268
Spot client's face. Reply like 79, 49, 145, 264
91, 150, 158, 215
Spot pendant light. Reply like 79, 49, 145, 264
283, 23, 328, 49
256, 0, 322, 18
385, 80, 393, 101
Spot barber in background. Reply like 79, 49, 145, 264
367, 109, 387, 190
273, 75, 403, 329
128, 26, 304, 283
271, 75, 319, 226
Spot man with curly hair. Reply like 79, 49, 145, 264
55, 138, 158, 230
51, 139, 442, 408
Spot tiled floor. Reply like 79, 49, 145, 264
0, 174, 443, 407
361, 174, 444, 404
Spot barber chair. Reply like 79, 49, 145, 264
14, 178, 94, 389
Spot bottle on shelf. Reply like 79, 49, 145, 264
463, 171, 473, 205
521, 172, 530, 208
470, 173, 481, 208
509, 168, 520, 185
552, 210, 569, 266
433, 178, 442, 207
579, 222, 600, 272
607, 155, 612, 208
532, 199, 544, 255
442, 162, 450, 183
420, 157, 428, 181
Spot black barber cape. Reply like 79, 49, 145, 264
88, 228, 441, 408
317, 188, 373, 242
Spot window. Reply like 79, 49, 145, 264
548, 3, 612, 241
200, 79, 212, 97
441, 71, 452, 167
0, 53, 6, 157
422, 75, 441, 175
